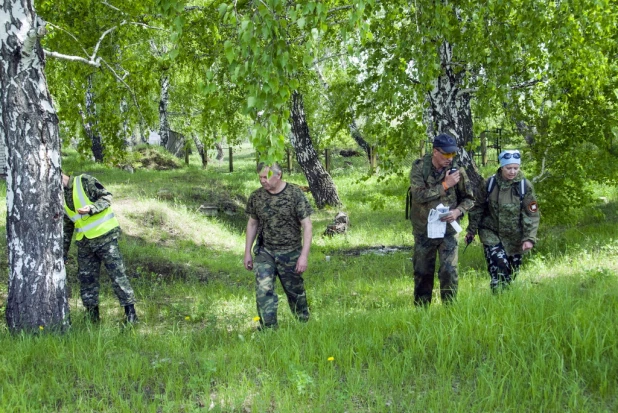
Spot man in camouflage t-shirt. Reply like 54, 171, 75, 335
244, 163, 313, 329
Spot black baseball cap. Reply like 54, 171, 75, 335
433, 134, 458, 153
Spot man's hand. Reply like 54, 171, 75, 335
77, 205, 92, 215
465, 232, 475, 245
444, 169, 460, 189
522, 241, 534, 252
440, 208, 462, 223
244, 252, 254, 271
295, 254, 308, 274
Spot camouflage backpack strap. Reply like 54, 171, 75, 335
422, 154, 433, 182
519, 179, 526, 202
485, 175, 497, 203
406, 186, 412, 219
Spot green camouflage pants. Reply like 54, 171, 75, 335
413, 233, 459, 305
253, 246, 309, 327
77, 237, 136, 307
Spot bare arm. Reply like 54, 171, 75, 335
244, 217, 259, 270
295, 217, 312, 274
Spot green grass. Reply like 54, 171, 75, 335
0, 146, 617, 412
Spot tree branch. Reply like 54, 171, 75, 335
44, 50, 101, 67
532, 148, 549, 184
328, 5, 353, 15
91, 22, 126, 62
99, 59, 146, 126
46, 22, 90, 57
313, 52, 348, 65
102, 1, 123, 13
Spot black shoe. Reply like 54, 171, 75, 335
124, 304, 138, 324
85, 305, 100, 323
257, 323, 278, 332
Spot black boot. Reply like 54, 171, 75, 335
124, 304, 138, 324
85, 305, 100, 323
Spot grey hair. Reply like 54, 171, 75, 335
257, 162, 283, 177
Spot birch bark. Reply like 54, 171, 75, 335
0, 0, 69, 332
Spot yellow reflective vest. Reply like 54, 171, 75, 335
64, 175, 119, 240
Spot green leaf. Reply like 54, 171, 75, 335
218, 3, 228, 17
297, 17, 306, 29
248, 96, 257, 108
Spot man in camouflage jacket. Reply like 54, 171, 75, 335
244, 163, 313, 329
466, 150, 540, 291
63, 173, 137, 324
409, 134, 475, 305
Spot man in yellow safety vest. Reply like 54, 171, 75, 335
63, 172, 137, 324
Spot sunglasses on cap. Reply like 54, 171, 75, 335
437, 148, 456, 158
500, 152, 521, 160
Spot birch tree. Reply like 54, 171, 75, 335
1, 0, 69, 332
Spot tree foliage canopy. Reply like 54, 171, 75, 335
35, 0, 618, 219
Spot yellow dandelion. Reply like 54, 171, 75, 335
39, 326, 44, 331
253, 316, 261, 322
185, 316, 191, 321
327, 357, 335, 362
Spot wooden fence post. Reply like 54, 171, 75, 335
369, 146, 377, 171
287, 149, 292, 174
229, 147, 233, 172
480, 132, 488, 166
325, 149, 331, 172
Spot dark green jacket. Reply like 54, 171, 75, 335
467, 169, 540, 256
409, 154, 475, 237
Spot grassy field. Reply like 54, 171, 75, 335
0, 146, 617, 412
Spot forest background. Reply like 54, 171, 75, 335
1, 0, 618, 410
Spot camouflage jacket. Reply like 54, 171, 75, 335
63, 174, 120, 258
409, 154, 475, 237
467, 169, 540, 256
246, 183, 313, 253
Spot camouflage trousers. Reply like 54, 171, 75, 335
413, 233, 459, 305
77, 237, 136, 307
253, 246, 309, 327
483, 243, 522, 292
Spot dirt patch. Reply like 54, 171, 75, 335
117, 147, 182, 171
334, 245, 412, 256
128, 258, 211, 282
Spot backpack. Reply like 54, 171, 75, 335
485, 175, 526, 204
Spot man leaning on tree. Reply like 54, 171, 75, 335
62, 172, 138, 324
244, 162, 313, 330
409, 133, 475, 305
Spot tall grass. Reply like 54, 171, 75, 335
0, 147, 616, 412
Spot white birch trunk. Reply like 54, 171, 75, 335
425, 41, 481, 188
159, 74, 170, 148
0, 0, 69, 332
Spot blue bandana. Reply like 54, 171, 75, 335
499, 150, 521, 167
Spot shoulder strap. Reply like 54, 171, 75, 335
422, 155, 432, 182
519, 179, 526, 202
485, 175, 496, 203
405, 186, 412, 220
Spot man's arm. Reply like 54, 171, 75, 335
466, 176, 487, 236
63, 215, 74, 262
244, 217, 259, 270
410, 159, 445, 204
80, 175, 113, 215
295, 217, 312, 274
455, 168, 475, 215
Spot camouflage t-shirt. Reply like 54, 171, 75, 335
246, 183, 313, 252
